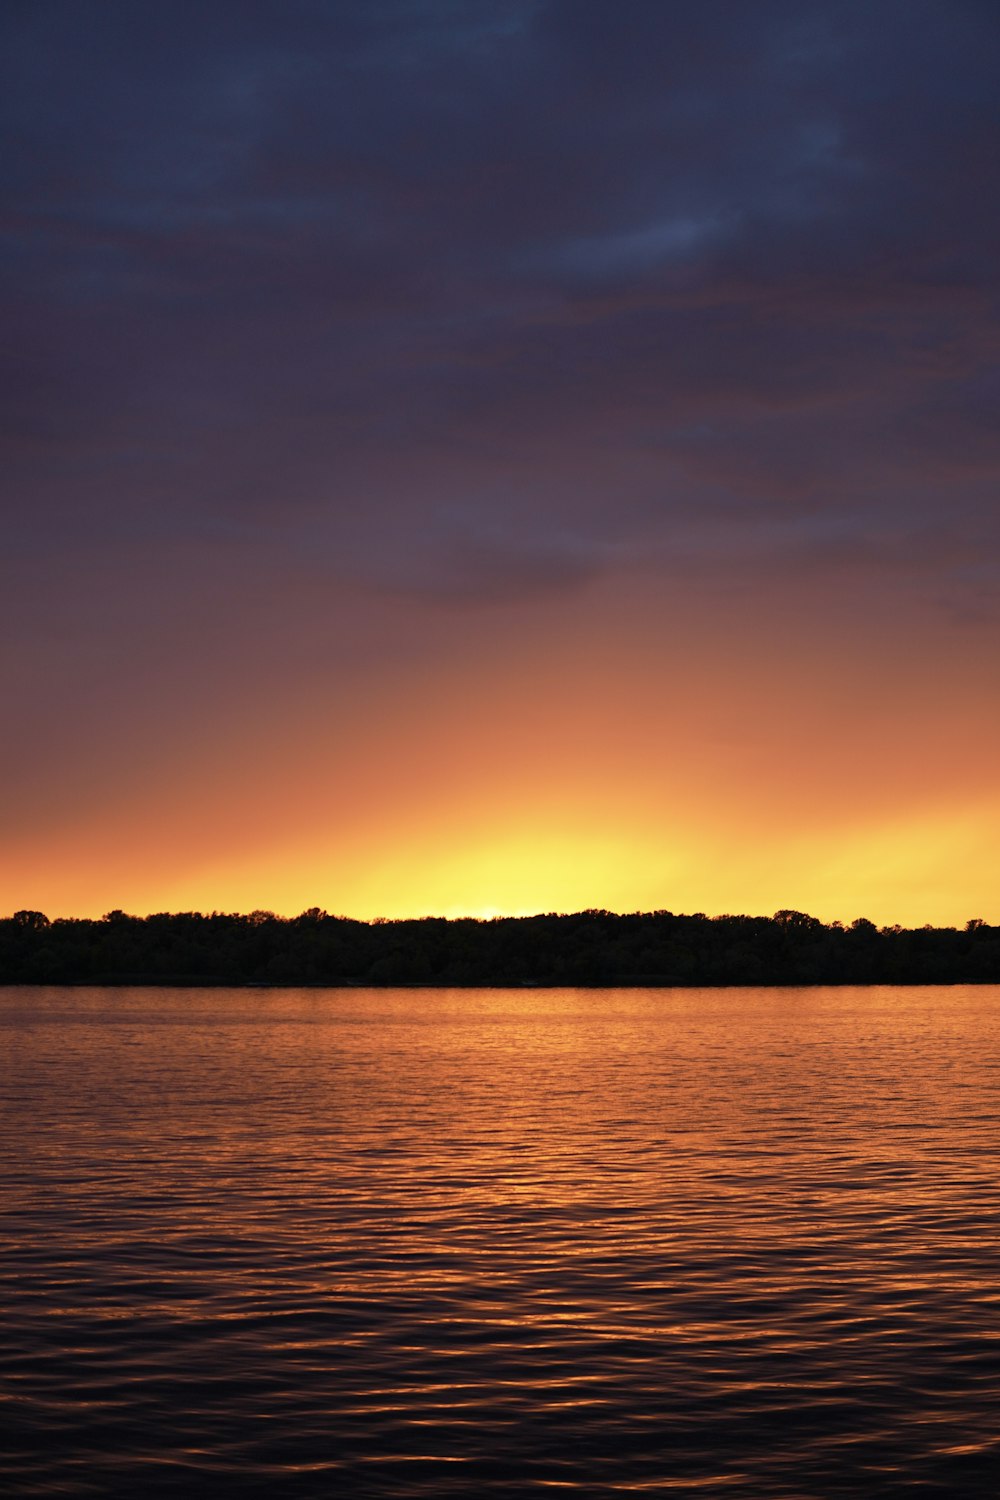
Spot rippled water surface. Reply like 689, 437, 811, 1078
4, 985, 1000, 1497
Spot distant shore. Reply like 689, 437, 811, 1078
3, 909, 997, 988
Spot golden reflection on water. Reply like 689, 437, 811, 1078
4, 984, 1000, 1497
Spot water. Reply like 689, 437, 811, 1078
3, 985, 1000, 1497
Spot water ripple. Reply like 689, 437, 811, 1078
3, 984, 1000, 1496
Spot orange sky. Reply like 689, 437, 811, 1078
5, 567, 997, 926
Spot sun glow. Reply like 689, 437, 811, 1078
6, 777, 995, 929
4, 568, 998, 928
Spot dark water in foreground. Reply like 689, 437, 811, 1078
3, 986, 1000, 1497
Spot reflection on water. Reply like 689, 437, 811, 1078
3, 985, 1000, 1496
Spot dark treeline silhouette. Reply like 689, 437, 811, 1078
2, 907, 999, 987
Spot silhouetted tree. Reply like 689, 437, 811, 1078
1, 908, 997, 987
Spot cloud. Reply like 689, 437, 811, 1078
3, 0, 999, 609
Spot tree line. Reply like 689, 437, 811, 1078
1, 907, 998, 986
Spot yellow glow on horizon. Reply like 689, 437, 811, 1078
7, 787, 994, 930
3, 567, 997, 929
798, 798, 1000, 927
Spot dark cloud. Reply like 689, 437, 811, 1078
2, 0, 999, 614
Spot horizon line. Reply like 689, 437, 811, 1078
6, 907, 994, 932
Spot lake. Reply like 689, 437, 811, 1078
3, 984, 1000, 1496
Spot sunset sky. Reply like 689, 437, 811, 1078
3, 0, 999, 925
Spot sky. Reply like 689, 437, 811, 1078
3, 0, 999, 924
